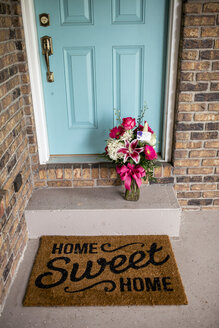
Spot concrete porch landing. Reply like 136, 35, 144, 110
0, 211, 219, 328
25, 185, 181, 238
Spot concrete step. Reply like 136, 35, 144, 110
25, 185, 181, 238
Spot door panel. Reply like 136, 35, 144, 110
112, 0, 145, 24
64, 47, 97, 129
34, 0, 169, 155
113, 46, 144, 120
60, 0, 94, 25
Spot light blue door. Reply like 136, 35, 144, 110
34, 0, 169, 155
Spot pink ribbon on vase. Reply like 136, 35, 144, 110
116, 163, 146, 190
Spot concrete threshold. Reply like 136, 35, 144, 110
25, 184, 181, 238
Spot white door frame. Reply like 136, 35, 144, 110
21, 0, 182, 164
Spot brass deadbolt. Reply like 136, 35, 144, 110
39, 13, 50, 27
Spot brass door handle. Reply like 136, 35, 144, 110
41, 36, 54, 82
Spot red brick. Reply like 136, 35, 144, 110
34, 181, 47, 188
178, 103, 206, 112
109, 168, 117, 179
174, 150, 188, 159
212, 62, 219, 70
0, 30, 10, 42
97, 179, 121, 186
173, 168, 186, 176
184, 39, 213, 49
174, 159, 200, 167
203, 3, 219, 13
200, 50, 219, 60
191, 131, 218, 140
201, 27, 219, 37
215, 40, 219, 49
154, 167, 162, 178
175, 141, 202, 149
175, 132, 190, 140
196, 72, 219, 81
176, 122, 204, 131
174, 184, 190, 191
204, 141, 219, 148
204, 120, 219, 131
202, 159, 219, 166
0, 198, 5, 220
3, 214, 15, 234
180, 82, 208, 92
184, 3, 202, 14
82, 168, 91, 179
64, 168, 72, 180
188, 168, 212, 175
55, 168, 63, 179
181, 50, 198, 60
73, 180, 94, 187
210, 83, 219, 91
21, 74, 30, 84
9, 217, 19, 239
183, 28, 199, 38
203, 191, 219, 198
180, 72, 194, 81
190, 150, 217, 158
177, 191, 201, 198
47, 169, 56, 180
191, 184, 216, 191
100, 167, 109, 179
181, 61, 210, 71
13, 232, 23, 257
194, 113, 219, 121
184, 16, 215, 26
47, 181, 72, 187
179, 95, 193, 104
92, 167, 99, 179
0, 16, 12, 28
188, 199, 212, 206
38, 169, 47, 180
195, 93, 219, 102
163, 165, 172, 177
73, 168, 81, 179
177, 199, 188, 207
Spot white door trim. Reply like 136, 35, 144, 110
21, 0, 182, 164
162, 0, 182, 162
21, 0, 49, 164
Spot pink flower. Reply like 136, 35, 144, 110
118, 139, 144, 164
145, 145, 157, 160
109, 126, 125, 139
138, 122, 154, 134
105, 146, 108, 154
122, 117, 136, 130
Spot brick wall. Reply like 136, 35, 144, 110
0, 0, 33, 311
1, 0, 218, 212
173, 1, 219, 210
32, 162, 173, 188
30, 1, 219, 211
0, 0, 218, 313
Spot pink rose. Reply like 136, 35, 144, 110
109, 126, 125, 139
122, 117, 136, 130
145, 145, 157, 160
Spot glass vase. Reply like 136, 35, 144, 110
124, 178, 140, 201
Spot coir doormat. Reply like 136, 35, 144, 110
23, 235, 188, 306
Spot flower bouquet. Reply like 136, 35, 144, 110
104, 113, 158, 201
